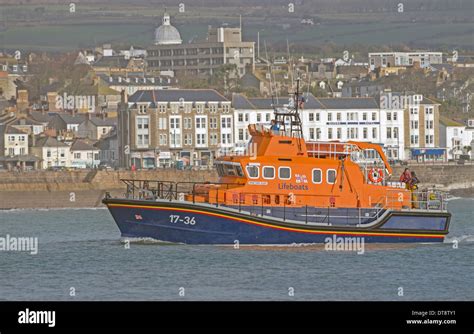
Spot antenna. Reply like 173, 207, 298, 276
257, 31, 260, 59
287, 39, 294, 90
264, 41, 274, 101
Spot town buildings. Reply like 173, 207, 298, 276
117, 89, 232, 168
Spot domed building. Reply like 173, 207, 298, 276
154, 12, 182, 45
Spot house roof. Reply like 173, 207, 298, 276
57, 113, 87, 124
5, 126, 28, 135
34, 136, 69, 148
70, 139, 97, 151
87, 116, 117, 127
318, 97, 379, 109
232, 93, 324, 110
29, 111, 55, 124
93, 56, 130, 68
440, 116, 465, 127
11, 118, 43, 126
129, 89, 228, 103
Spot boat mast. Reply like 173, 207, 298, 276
272, 78, 304, 139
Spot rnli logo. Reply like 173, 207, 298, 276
295, 174, 308, 184
135, 214, 143, 220
278, 182, 308, 191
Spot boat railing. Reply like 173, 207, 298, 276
379, 188, 449, 212
116, 179, 392, 226
306, 141, 358, 159
117, 180, 449, 222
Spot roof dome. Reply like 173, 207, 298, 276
154, 13, 182, 45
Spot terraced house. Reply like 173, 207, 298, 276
118, 89, 232, 168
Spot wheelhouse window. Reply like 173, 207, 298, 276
263, 166, 275, 179
246, 165, 259, 179
312, 169, 322, 184
215, 162, 244, 177
278, 167, 291, 180
327, 169, 337, 184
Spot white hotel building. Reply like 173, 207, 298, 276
232, 93, 405, 160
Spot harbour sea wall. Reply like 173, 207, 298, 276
0, 165, 472, 209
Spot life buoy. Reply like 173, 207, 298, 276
368, 168, 384, 183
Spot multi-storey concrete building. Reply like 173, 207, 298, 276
369, 51, 443, 71
118, 89, 232, 168
146, 12, 255, 78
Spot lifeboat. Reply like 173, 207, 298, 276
103, 83, 451, 244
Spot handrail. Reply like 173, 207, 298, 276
117, 179, 449, 213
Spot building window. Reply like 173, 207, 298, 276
137, 117, 149, 130
387, 127, 392, 139
246, 165, 259, 179
362, 113, 367, 121
372, 128, 377, 139
196, 104, 205, 113
312, 169, 322, 184
309, 128, 315, 140
387, 112, 392, 121
184, 134, 192, 146
196, 116, 207, 129
183, 118, 192, 130
210, 133, 218, 145
278, 167, 291, 180
196, 133, 207, 146
159, 134, 167, 145
363, 128, 368, 139
336, 113, 341, 121
159, 104, 167, 113
158, 117, 167, 130
138, 104, 147, 114
238, 113, 244, 122
327, 169, 337, 184
372, 113, 376, 121
309, 113, 314, 122
209, 117, 217, 129
221, 117, 232, 129
263, 166, 275, 179
221, 133, 232, 145
209, 104, 218, 113
238, 129, 244, 141
327, 113, 332, 122
328, 128, 333, 139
